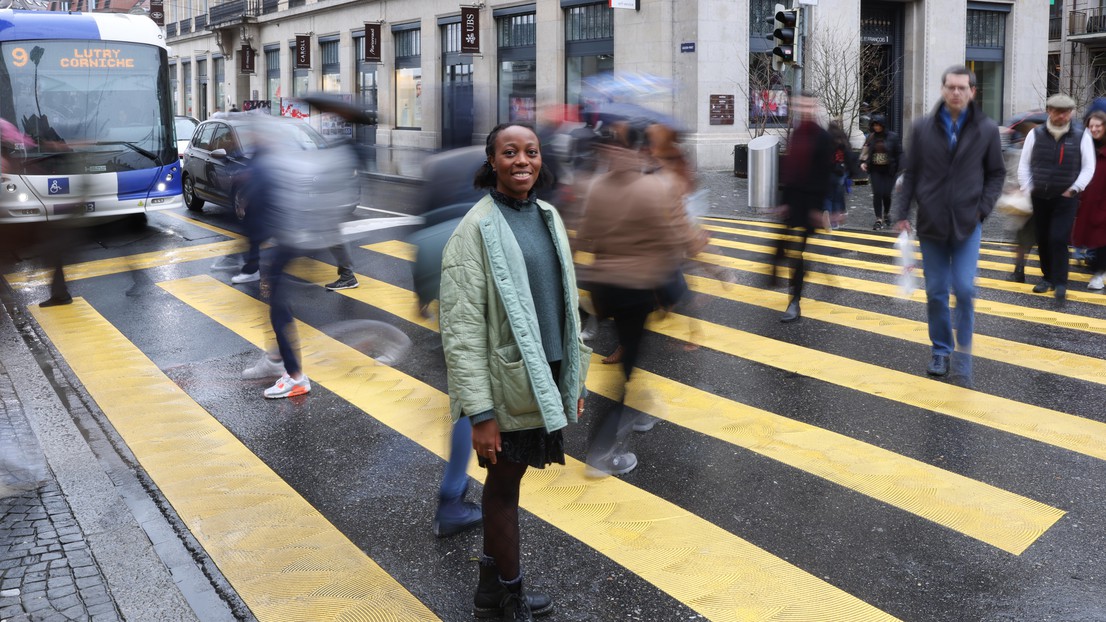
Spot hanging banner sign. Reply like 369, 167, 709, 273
240, 45, 255, 74
461, 7, 480, 54
364, 23, 381, 62
295, 34, 311, 68
149, 0, 164, 26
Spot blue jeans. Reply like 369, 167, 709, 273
439, 416, 472, 500
268, 246, 302, 375
919, 224, 981, 357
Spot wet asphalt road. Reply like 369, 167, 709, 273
2, 175, 1106, 621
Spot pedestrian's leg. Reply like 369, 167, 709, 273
949, 224, 981, 353
919, 239, 954, 357
1048, 197, 1080, 289
268, 249, 299, 376
480, 460, 528, 581
1032, 199, 1054, 285
330, 242, 355, 279
433, 417, 481, 537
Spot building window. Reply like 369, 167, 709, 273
565, 3, 614, 111
265, 47, 280, 110
394, 28, 422, 129
197, 58, 208, 120
214, 57, 225, 112
354, 35, 379, 145
497, 12, 536, 122
183, 61, 193, 118
750, 0, 777, 41
170, 63, 179, 116
321, 40, 340, 93
966, 8, 1006, 122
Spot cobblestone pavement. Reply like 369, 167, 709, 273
0, 483, 122, 622
0, 359, 122, 622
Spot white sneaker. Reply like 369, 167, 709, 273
242, 354, 285, 379
1089, 274, 1105, 291
264, 374, 311, 399
580, 314, 599, 341
231, 270, 260, 284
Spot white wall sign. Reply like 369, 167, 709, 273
610, 0, 637, 9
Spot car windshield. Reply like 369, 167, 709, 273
236, 120, 329, 156
174, 117, 198, 142
0, 39, 175, 174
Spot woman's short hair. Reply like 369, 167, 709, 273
473, 122, 555, 191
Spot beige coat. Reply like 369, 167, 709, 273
576, 145, 705, 289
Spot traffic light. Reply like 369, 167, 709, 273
772, 8, 800, 68
765, 3, 786, 71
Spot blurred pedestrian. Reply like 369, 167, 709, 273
1073, 110, 1106, 290
1017, 93, 1096, 301
771, 91, 835, 323
825, 119, 859, 229
860, 113, 902, 230
576, 120, 706, 476
892, 65, 1005, 380
245, 119, 359, 398
439, 123, 589, 621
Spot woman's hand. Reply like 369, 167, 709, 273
577, 398, 585, 419
472, 419, 502, 465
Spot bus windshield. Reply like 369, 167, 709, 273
0, 40, 174, 175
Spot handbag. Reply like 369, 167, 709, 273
995, 189, 1033, 216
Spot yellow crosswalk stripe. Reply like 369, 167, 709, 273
161, 274, 899, 622
30, 300, 440, 622
703, 222, 1100, 288
702, 229, 1106, 306
685, 274, 1106, 387
3, 239, 246, 290
696, 249, 1106, 335
703, 216, 1084, 267
647, 311, 1106, 462
294, 256, 1064, 555
366, 240, 1106, 382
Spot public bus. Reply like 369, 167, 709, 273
0, 9, 183, 223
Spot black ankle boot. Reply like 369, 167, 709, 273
473, 556, 553, 618
499, 575, 532, 622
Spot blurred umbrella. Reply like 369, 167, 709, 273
301, 92, 377, 125
583, 72, 673, 101
597, 102, 685, 134
323, 320, 412, 366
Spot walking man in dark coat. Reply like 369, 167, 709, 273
772, 90, 835, 323
892, 65, 1005, 381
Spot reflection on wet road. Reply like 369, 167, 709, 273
6, 209, 1106, 621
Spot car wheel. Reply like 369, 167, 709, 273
183, 174, 204, 212
233, 186, 248, 221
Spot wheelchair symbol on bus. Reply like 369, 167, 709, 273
48, 178, 70, 195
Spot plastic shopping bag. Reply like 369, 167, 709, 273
895, 229, 918, 297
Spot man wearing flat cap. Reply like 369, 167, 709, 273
1018, 93, 1096, 301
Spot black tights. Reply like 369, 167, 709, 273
482, 459, 528, 581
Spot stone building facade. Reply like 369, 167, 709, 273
162, 0, 1046, 171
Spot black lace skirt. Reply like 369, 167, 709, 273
478, 428, 565, 469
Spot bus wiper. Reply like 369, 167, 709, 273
92, 141, 160, 162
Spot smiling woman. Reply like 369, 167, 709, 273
438, 123, 590, 621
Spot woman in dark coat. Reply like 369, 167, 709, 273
860, 113, 903, 229
1073, 110, 1106, 290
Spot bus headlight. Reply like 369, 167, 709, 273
17, 192, 28, 202
5, 183, 16, 192
156, 182, 166, 192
